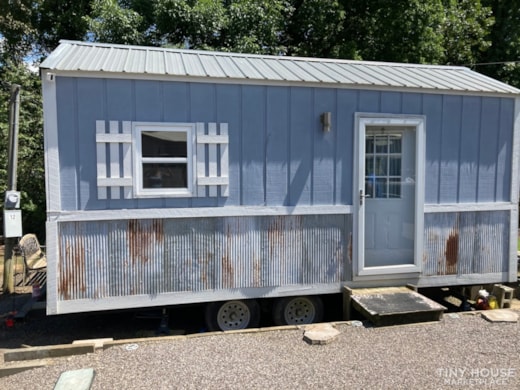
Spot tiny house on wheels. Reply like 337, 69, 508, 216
40, 40, 520, 330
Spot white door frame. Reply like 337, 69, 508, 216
353, 113, 426, 279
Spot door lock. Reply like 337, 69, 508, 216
360, 189, 370, 205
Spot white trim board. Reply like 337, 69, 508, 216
42, 70, 62, 212
424, 202, 515, 213
47, 202, 516, 223
50, 283, 341, 315
48, 205, 354, 222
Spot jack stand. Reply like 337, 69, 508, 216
156, 308, 170, 335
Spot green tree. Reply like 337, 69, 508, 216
342, 0, 445, 63
34, 0, 92, 56
283, 0, 345, 58
155, 0, 227, 49
480, 0, 520, 88
442, 0, 494, 66
220, 0, 287, 54
0, 0, 38, 64
85, 0, 148, 45
154, 0, 290, 54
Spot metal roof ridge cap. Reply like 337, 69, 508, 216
55, 40, 470, 70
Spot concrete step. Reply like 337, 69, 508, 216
344, 286, 447, 326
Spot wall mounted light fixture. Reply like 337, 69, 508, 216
321, 112, 331, 132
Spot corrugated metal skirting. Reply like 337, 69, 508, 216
57, 214, 351, 301
423, 210, 509, 276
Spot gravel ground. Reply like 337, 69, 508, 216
2, 313, 519, 389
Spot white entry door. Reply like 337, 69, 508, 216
355, 116, 425, 277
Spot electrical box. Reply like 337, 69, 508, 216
4, 209, 22, 238
5, 191, 21, 209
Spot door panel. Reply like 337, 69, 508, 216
355, 115, 425, 278
359, 126, 417, 273
364, 128, 416, 268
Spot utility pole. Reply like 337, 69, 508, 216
3, 84, 21, 294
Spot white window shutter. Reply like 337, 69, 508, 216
96, 120, 133, 200
196, 122, 229, 197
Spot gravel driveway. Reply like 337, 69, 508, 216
2, 312, 519, 389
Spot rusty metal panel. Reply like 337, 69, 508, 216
423, 211, 509, 276
57, 214, 350, 302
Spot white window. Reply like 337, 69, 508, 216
96, 120, 229, 200
133, 123, 195, 197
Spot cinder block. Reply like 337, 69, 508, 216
491, 284, 515, 309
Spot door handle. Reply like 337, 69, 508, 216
360, 189, 370, 205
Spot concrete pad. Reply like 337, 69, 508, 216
0, 360, 48, 377
303, 323, 340, 345
3, 344, 95, 362
481, 309, 519, 323
73, 338, 113, 350
54, 368, 95, 390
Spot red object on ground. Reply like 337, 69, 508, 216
5, 316, 15, 328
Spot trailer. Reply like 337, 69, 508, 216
40, 40, 520, 330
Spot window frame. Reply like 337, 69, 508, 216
133, 122, 196, 198
365, 133, 403, 199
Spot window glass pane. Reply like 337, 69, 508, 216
365, 156, 375, 176
389, 156, 401, 176
388, 135, 402, 153
142, 131, 187, 158
388, 178, 401, 198
143, 163, 187, 188
365, 175, 375, 198
375, 136, 388, 153
366, 136, 374, 154
374, 178, 387, 198
375, 156, 387, 176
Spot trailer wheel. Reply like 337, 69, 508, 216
205, 300, 260, 331
272, 296, 323, 326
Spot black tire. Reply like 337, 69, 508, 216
205, 299, 261, 331
272, 296, 324, 326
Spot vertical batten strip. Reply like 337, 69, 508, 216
208, 123, 218, 197
96, 120, 107, 200
196, 123, 206, 197
122, 121, 133, 199
109, 121, 120, 199
220, 123, 229, 197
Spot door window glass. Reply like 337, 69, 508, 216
365, 134, 402, 199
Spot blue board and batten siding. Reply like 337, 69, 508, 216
56, 78, 513, 210
41, 42, 519, 314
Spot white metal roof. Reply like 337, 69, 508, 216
40, 40, 520, 96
